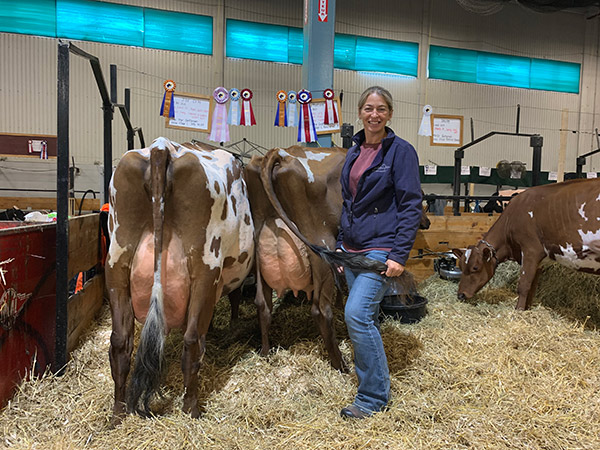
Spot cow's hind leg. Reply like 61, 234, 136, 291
181, 282, 218, 418
516, 253, 544, 310
228, 287, 242, 326
525, 267, 541, 310
254, 264, 273, 356
311, 295, 347, 372
312, 270, 348, 372
107, 287, 135, 426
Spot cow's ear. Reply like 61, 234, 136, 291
452, 248, 464, 259
482, 247, 492, 262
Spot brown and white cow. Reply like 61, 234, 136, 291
453, 178, 600, 310
105, 137, 254, 425
245, 146, 348, 371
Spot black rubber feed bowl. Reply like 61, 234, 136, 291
379, 294, 428, 324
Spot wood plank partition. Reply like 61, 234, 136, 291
66, 214, 105, 353
407, 214, 499, 282
0, 197, 101, 212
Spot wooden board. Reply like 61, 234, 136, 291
68, 214, 100, 280
408, 214, 499, 282
0, 133, 57, 158
67, 274, 104, 353
0, 197, 100, 212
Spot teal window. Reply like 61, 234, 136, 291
0, 0, 56, 37
429, 45, 580, 94
355, 36, 418, 76
226, 19, 418, 76
530, 59, 581, 93
144, 9, 212, 54
1, 0, 212, 55
57, 0, 143, 47
226, 19, 291, 63
288, 27, 303, 65
334, 34, 357, 70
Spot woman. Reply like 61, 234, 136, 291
336, 86, 422, 419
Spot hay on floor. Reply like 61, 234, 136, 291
1, 261, 599, 449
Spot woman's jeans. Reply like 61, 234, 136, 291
343, 249, 390, 414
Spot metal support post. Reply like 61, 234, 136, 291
452, 149, 464, 215
302, 0, 336, 148
530, 135, 543, 186
341, 123, 353, 149
56, 42, 70, 373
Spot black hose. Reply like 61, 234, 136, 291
78, 189, 97, 215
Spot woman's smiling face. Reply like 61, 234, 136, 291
359, 93, 393, 137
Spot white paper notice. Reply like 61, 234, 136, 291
479, 166, 491, 177
424, 165, 437, 175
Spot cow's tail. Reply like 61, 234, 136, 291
259, 149, 387, 286
127, 139, 170, 416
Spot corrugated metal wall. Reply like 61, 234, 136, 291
0, 0, 599, 197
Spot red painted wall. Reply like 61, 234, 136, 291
0, 222, 57, 408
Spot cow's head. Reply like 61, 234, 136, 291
452, 241, 497, 300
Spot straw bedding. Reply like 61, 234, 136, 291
1, 261, 599, 450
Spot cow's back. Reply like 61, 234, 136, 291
271, 146, 346, 250
504, 178, 600, 273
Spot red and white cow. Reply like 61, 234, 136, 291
245, 146, 348, 371
453, 178, 600, 310
105, 137, 254, 424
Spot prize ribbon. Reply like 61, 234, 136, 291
240, 88, 256, 126
286, 90, 297, 127
160, 80, 176, 118
228, 88, 241, 125
274, 90, 288, 127
297, 89, 317, 143
418, 105, 433, 136
323, 88, 338, 125
40, 140, 48, 159
209, 87, 230, 143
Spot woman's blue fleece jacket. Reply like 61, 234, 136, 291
336, 127, 422, 265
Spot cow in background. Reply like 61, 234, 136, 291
453, 178, 600, 310
105, 137, 254, 425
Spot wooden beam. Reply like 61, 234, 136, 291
0, 197, 101, 212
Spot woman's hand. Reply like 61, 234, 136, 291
383, 259, 404, 278
335, 248, 344, 273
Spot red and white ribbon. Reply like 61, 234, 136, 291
40, 141, 48, 159
323, 88, 338, 125
297, 89, 317, 143
240, 88, 256, 126
209, 87, 230, 143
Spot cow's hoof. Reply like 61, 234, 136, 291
109, 414, 124, 428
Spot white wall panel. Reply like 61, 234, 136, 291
1, 0, 600, 199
